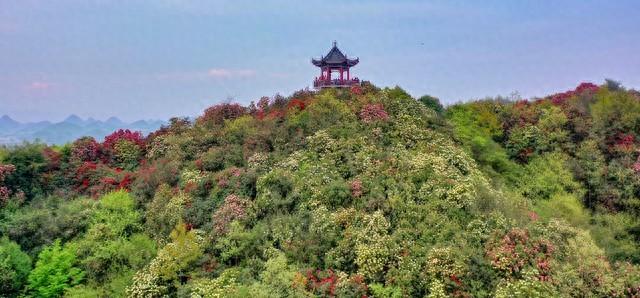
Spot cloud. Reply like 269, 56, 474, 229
155, 68, 257, 81
27, 81, 54, 90
207, 68, 256, 79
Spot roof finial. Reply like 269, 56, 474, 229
333, 40, 337, 47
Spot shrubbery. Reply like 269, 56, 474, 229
1, 81, 639, 297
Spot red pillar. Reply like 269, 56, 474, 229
347, 68, 350, 80
340, 67, 343, 81
327, 68, 331, 80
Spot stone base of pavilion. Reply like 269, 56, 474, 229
313, 78, 361, 89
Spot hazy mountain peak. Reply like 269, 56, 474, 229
105, 116, 123, 125
63, 114, 84, 125
0, 114, 165, 145
0, 115, 20, 129
1, 114, 17, 122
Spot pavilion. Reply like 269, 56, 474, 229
312, 42, 361, 89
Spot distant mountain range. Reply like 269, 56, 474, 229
0, 115, 165, 145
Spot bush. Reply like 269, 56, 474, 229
1, 197, 96, 255
418, 95, 444, 115
199, 145, 245, 172
130, 158, 180, 205
0, 237, 32, 295
127, 223, 203, 297
2, 143, 47, 199
103, 129, 146, 168
213, 194, 251, 235
517, 152, 582, 201
145, 185, 186, 243
359, 104, 389, 123
0, 163, 16, 204
27, 240, 84, 298
70, 137, 102, 163
198, 103, 247, 127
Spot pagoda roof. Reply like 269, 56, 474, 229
312, 42, 359, 67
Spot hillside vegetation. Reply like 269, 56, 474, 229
1, 81, 640, 297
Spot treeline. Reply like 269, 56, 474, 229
0, 81, 639, 297
447, 80, 640, 262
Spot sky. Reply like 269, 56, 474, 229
1, 0, 640, 122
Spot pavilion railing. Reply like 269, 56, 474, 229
313, 78, 360, 88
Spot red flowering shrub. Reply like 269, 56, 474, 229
551, 82, 600, 105
130, 158, 180, 204
40, 147, 64, 191
257, 96, 270, 110
575, 82, 600, 93
103, 129, 145, 152
71, 137, 102, 163
212, 194, 250, 234
42, 147, 61, 170
198, 103, 247, 126
0, 164, 16, 203
633, 155, 640, 173
359, 104, 389, 123
0, 187, 10, 203
293, 270, 368, 297
147, 117, 191, 142
74, 161, 135, 197
350, 179, 363, 198
103, 129, 145, 169
486, 228, 555, 280
505, 100, 541, 128
214, 167, 256, 198
613, 133, 636, 154
74, 161, 98, 194
99, 169, 133, 191
287, 98, 306, 111
350, 85, 363, 95
266, 109, 286, 120
301, 269, 339, 296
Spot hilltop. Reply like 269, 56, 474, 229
1, 82, 639, 297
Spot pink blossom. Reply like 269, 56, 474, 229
350, 179, 363, 197
212, 194, 250, 234
103, 129, 145, 151
550, 82, 599, 105
634, 154, 640, 173
359, 104, 389, 123
198, 103, 246, 126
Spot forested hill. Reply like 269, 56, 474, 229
1, 81, 640, 297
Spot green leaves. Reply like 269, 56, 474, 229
0, 237, 32, 295
27, 240, 84, 298
127, 223, 203, 298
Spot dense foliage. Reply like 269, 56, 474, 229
1, 81, 640, 297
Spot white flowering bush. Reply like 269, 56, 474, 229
425, 246, 466, 281
127, 223, 203, 298
180, 168, 205, 186
188, 269, 240, 298
353, 211, 393, 280
494, 269, 558, 298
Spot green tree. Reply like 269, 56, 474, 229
127, 223, 203, 297
0, 197, 96, 255
113, 139, 142, 170
517, 152, 582, 201
0, 237, 32, 295
145, 184, 186, 243
27, 240, 84, 298
591, 88, 640, 154
2, 143, 47, 199
418, 95, 444, 115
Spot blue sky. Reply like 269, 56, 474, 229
1, 0, 639, 122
